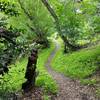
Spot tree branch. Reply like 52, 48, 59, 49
18, 0, 34, 20
41, 0, 80, 52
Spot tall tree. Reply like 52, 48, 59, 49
41, 0, 83, 52
17, 0, 54, 48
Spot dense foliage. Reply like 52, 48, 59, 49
0, 0, 100, 99
0, 1, 21, 75
42, 0, 100, 52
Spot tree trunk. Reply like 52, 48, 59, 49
22, 49, 38, 92
41, 0, 80, 52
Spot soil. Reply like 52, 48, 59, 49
20, 87, 43, 100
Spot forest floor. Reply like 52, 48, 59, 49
45, 40, 99, 100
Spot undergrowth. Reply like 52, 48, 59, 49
0, 41, 58, 96
0, 57, 27, 94
36, 41, 58, 94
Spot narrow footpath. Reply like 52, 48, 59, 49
45, 40, 99, 100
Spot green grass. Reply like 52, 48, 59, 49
43, 95, 51, 100
52, 41, 100, 81
36, 42, 58, 94
0, 41, 58, 95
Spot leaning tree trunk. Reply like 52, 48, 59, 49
22, 49, 38, 92
41, 0, 80, 53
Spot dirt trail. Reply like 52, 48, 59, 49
45, 40, 99, 100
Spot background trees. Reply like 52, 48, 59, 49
17, 0, 54, 48
42, 0, 100, 52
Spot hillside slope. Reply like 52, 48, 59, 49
52, 42, 100, 97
